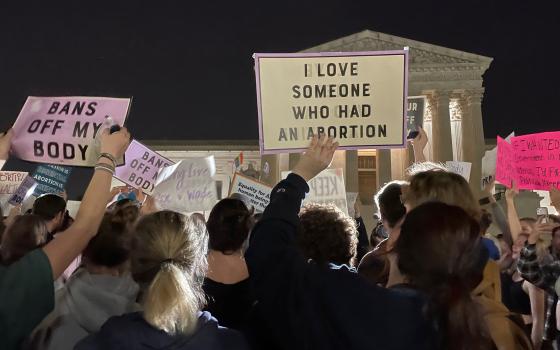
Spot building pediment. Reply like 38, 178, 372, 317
301, 30, 492, 70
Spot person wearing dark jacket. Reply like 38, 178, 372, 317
76, 210, 248, 350
245, 135, 436, 350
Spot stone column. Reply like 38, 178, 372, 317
345, 150, 359, 192
422, 94, 435, 161
432, 91, 454, 162
465, 89, 486, 197
376, 149, 392, 189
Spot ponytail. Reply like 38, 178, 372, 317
143, 262, 204, 335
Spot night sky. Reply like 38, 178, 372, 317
0, 1, 558, 196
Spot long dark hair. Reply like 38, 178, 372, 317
1, 215, 48, 265
394, 202, 493, 350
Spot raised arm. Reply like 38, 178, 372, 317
505, 182, 523, 243
551, 187, 560, 214
483, 180, 513, 247
42, 127, 130, 279
517, 222, 560, 294
409, 127, 428, 163
246, 135, 338, 279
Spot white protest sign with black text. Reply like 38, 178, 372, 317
283, 168, 348, 215
255, 51, 408, 154
229, 173, 272, 213
152, 157, 218, 214
10, 96, 130, 167
446, 161, 472, 182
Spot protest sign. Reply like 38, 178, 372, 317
254, 51, 408, 154
229, 173, 272, 213
282, 168, 349, 215
32, 164, 72, 196
152, 157, 218, 214
481, 132, 515, 189
11, 96, 131, 166
511, 131, 560, 190
446, 161, 472, 181
8, 175, 37, 206
115, 140, 174, 194
496, 136, 516, 188
0, 171, 28, 209
406, 96, 425, 133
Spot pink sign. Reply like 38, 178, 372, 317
511, 131, 560, 190
114, 140, 174, 194
495, 132, 560, 190
11, 96, 131, 167
496, 136, 514, 188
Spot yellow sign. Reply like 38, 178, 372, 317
254, 51, 408, 154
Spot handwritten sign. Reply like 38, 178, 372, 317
32, 164, 72, 196
496, 136, 515, 187
511, 132, 560, 190
446, 161, 472, 181
8, 175, 37, 206
229, 173, 272, 213
115, 140, 174, 194
481, 132, 514, 189
10, 96, 130, 166
282, 168, 349, 215
254, 51, 408, 154
152, 157, 218, 214
0, 171, 28, 196
0, 171, 28, 212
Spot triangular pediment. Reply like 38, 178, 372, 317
301, 30, 492, 68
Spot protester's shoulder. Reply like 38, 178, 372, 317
214, 326, 250, 350
195, 312, 249, 350
1, 248, 52, 276
75, 313, 141, 349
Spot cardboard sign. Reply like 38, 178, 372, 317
282, 168, 349, 215
152, 157, 218, 214
229, 173, 272, 213
254, 51, 408, 154
8, 175, 37, 206
446, 161, 472, 181
406, 96, 425, 132
511, 132, 560, 190
115, 140, 174, 194
11, 96, 131, 166
32, 164, 72, 196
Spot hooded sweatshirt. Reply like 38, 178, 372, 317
27, 268, 139, 350
75, 311, 249, 350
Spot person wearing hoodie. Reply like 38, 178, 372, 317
245, 135, 437, 350
0, 127, 131, 350
75, 210, 249, 350
26, 209, 140, 350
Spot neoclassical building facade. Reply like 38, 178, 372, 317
133, 30, 494, 224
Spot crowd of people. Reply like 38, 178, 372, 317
1, 126, 560, 350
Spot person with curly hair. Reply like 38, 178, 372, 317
298, 203, 357, 267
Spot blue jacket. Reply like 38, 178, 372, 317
75, 311, 249, 350
245, 173, 437, 350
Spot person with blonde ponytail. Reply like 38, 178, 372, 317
76, 211, 249, 350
